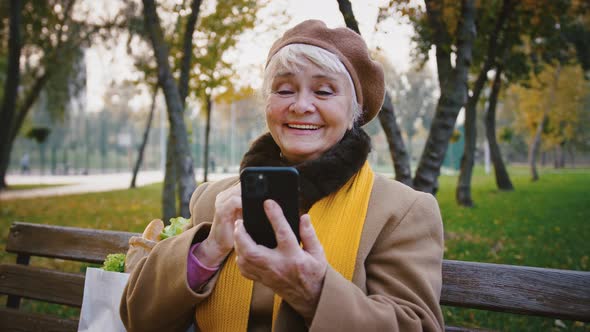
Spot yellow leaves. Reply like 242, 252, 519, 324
214, 85, 256, 104
398, 7, 418, 18
554, 319, 567, 329
441, 1, 460, 36
581, 256, 589, 269
507, 63, 590, 148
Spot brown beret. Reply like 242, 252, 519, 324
267, 20, 385, 125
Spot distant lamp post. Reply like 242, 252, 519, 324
27, 127, 51, 175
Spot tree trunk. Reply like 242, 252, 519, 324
378, 93, 412, 185
10, 72, 51, 142
0, 136, 15, 187
2, 0, 75, 170
554, 142, 565, 168
456, 0, 513, 205
485, 65, 513, 190
151, 0, 201, 217
456, 63, 490, 205
173, 0, 201, 216
456, 103, 477, 206
528, 112, 547, 181
0, 0, 23, 189
336, 0, 412, 185
456, 75, 482, 206
203, 95, 212, 183
178, 0, 203, 103
0, 71, 50, 188
131, 85, 159, 188
559, 142, 566, 168
143, 0, 197, 218
568, 142, 575, 167
162, 134, 177, 224
336, 0, 359, 33
529, 64, 561, 181
414, 0, 476, 194
1, 60, 53, 181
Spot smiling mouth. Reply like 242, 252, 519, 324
286, 124, 322, 130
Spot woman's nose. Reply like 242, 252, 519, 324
290, 92, 316, 113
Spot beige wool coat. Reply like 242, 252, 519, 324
120, 173, 445, 331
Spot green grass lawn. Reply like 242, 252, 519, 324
0, 166, 588, 331
437, 167, 589, 331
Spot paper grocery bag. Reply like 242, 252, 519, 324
78, 268, 129, 332
78, 268, 196, 332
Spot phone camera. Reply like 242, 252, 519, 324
245, 173, 268, 197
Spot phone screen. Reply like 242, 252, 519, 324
240, 167, 300, 248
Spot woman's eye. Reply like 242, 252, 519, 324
315, 90, 333, 96
276, 90, 293, 95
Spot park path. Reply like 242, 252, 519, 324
0, 170, 235, 200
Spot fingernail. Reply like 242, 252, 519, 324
264, 200, 274, 208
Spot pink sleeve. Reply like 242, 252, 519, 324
186, 242, 220, 290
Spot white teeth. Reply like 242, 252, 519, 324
287, 124, 321, 130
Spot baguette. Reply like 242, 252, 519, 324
142, 219, 165, 242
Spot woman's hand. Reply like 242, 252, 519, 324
194, 184, 242, 267
234, 200, 328, 324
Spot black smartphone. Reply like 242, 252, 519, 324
240, 166, 300, 248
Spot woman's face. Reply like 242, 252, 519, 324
265, 61, 354, 164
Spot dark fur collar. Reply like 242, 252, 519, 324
240, 129, 371, 211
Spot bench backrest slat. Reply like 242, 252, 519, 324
0, 264, 85, 307
6, 222, 138, 264
441, 260, 590, 322
0, 307, 78, 332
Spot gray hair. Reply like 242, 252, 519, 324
263, 44, 361, 124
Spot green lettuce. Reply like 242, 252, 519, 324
102, 253, 126, 272
160, 216, 190, 240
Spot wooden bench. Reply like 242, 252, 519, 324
1, 221, 589, 331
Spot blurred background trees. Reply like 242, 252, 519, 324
2, 0, 589, 213
379, 0, 589, 205
0, 0, 120, 188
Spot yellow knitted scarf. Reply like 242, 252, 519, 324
195, 161, 374, 331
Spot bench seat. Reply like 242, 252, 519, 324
2, 221, 589, 331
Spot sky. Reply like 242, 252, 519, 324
84, 0, 428, 113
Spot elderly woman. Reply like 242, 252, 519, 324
120, 20, 444, 331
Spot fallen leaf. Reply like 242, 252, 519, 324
554, 319, 566, 328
